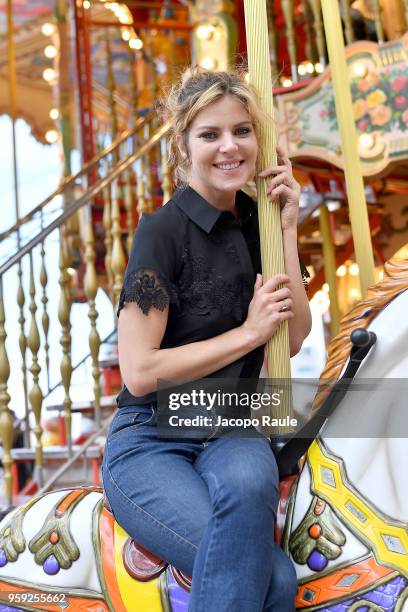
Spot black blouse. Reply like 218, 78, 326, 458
117, 185, 272, 406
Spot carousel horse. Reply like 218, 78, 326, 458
0, 258, 407, 612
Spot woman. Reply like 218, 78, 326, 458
102, 68, 311, 611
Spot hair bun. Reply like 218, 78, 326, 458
180, 65, 208, 87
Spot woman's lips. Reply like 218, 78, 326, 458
213, 160, 244, 171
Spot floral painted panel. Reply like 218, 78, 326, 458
278, 35, 408, 177
324, 68, 408, 134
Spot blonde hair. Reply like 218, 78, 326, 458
160, 66, 269, 184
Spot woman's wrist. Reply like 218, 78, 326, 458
282, 225, 298, 240
240, 321, 261, 352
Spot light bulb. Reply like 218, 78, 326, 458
45, 129, 59, 143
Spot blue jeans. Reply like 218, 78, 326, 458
102, 404, 297, 611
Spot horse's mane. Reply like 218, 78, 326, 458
312, 257, 408, 412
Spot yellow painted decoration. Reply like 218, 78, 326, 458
308, 439, 408, 576
113, 521, 163, 611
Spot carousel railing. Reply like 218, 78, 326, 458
0, 111, 156, 267
0, 118, 172, 506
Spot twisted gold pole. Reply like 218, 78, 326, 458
244, 0, 292, 427
84, 217, 102, 428
128, 46, 139, 127
319, 205, 340, 336
303, 0, 317, 65
144, 123, 155, 213
125, 167, 137, 256
321, 0, 375, 295
16, 261, 30, 447
266, 0, 279, 80
403, 0, 408, 30
58, 230, 73, 456
103, 186, 114, 297
372, 0, 385, 42
309, 0, 326, 66
0, 279, 14, 505
56, 0, 73, 176
28, 252, 44, 488
105, 31, 118, 143
40, 241, 50, 392
137, 161, 149, 216
7, 0, 20, 228
160, 138, 172, 204
340, 0, 355, 44
281, 0, 298, 81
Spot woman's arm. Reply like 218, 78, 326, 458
118, 273, 293, 397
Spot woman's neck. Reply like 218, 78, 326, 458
188, 181, 236, 214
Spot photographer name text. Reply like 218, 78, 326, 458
167, 415, 298, 428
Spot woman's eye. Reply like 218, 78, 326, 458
236, 127, 251, 136
199, 132, 217, 140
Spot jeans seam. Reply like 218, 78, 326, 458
104, 463, 199, 553
196, 472, 218, 611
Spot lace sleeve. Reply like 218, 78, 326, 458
117, 268, 179, 316
117, 209, 181, 316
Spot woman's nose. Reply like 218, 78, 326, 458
219, 136, 239, 153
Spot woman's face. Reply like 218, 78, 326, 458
185, 94, 258, 206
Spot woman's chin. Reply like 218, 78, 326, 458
213, 176, 249, 193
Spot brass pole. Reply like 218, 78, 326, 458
340, 0, 355, 45
125, 166, 137, 256
266, 0, 279, 81
56, 0, 73, 177
58, 230, 73, 457
372, 0, 385, 43
84, 215, 102, 429
106, 32, 118, 145
28, 252, 44, 488
0, 279, 14, 506
319, 205, 340, 337
7, 0, 30, 446
103, 186, 114, 297
160, 138, 172, 204
321, 0, 375, 295
281, 0, 298, 82
403, 0, 408, 30
128, 47, 139, 127
309, 0, 326, 67
7, 0, 20, 228
243, 0, 292, 423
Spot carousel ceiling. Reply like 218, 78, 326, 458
0, 0, 188, 143
0, 2, 56, 142
0, 1, 147, 143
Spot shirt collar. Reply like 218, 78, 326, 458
172, 185, 256, 233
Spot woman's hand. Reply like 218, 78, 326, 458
258, 146, 300, 232
242, 273, 294, 347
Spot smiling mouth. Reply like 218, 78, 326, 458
214, 161, 244, 170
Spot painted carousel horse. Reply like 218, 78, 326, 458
0, 258, 407, 612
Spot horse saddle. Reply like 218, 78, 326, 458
103, 495, 192, 591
